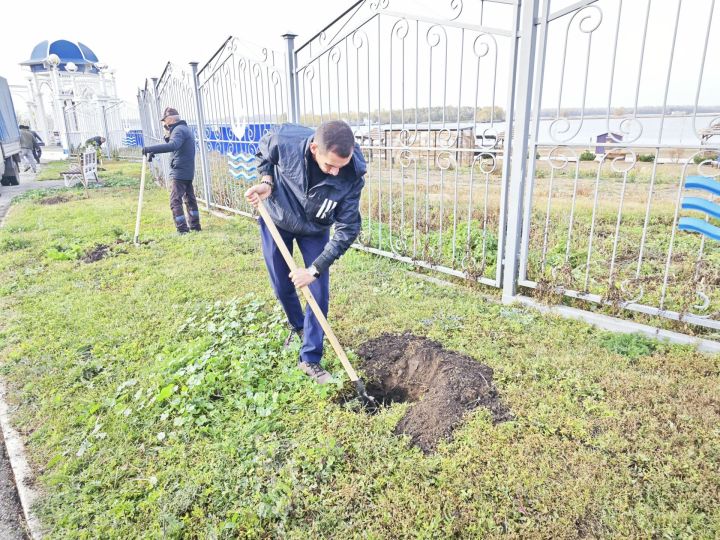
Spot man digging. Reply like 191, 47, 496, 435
245, 120, 366, 384
141, 107, 202, 234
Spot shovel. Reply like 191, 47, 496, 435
256, 199, 377, 410
133, 154, 148, 245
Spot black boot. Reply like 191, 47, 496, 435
189, 210, 201, 231
174, 214, 190, 234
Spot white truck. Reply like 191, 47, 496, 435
0, 75, 21, 186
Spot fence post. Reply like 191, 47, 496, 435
189, 62, 213, 209
137, 91, 147, 146
150, 78, 162, 142
99, 102, 112, 159
29, 75, 50, 145
150, 78, 171, 185
282, 33, 300, 123
48, 63, 71, 155
501, 0, 539, 303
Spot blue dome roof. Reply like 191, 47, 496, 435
21, 40, 101, 73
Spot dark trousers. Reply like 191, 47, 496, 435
259, 218, 330, 364
170, 179, 201, 233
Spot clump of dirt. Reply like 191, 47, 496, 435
82, 239, 131, 262
82, 244, 111, 263
38, 195, 71, 205
357, 333, 512, 453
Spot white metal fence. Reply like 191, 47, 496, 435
138, 65, 200, 189
136, 0, 720, 334
519, 0, 720, 330
63, 98, 143, 158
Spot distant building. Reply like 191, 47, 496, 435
353, 122, 504, 166
595, 132, 623, 154
19, 39, 119, 153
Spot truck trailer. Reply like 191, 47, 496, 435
0, 75, 21, 186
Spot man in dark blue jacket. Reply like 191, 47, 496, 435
245, 121, 366, 384
142, 107, 201, 234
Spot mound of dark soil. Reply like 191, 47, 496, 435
38, 195, 71, 205
357, 333, 512, 453
82, 244, 111, 263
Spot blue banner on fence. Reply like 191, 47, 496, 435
203, 123, 274, 156
122, 130, 144, 147
227, 151, 257, 183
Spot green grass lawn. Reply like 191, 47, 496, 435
33, 159, 69, 181
34, 159, 142, 182
0, 168, 718, 538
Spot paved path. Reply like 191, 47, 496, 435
0, 163, 66, 539
0, 431, 28, 540
0, 171, 65, 224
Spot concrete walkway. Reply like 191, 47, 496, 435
0, 171, 65, 225
0, 428, 28, 539
0, 163, 67, 539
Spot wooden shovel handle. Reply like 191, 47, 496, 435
133, 156, 147, 245
256, 199, 359, 382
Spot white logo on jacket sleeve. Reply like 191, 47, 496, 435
316, 199, 337, 219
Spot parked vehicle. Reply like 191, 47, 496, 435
0, 76, 21, 186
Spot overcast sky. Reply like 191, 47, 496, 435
2, 0, 718, 115
1, 0, 353, 107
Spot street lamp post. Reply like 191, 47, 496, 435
46, 54, 70, 155
95, 64, 113, 159
26, 77, 50, 143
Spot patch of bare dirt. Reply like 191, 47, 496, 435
82, 244, 111, 263
38, 195, 70, 205
357, 333, 512, 453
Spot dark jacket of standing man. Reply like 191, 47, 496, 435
245, 120, 366, 385
141, 107, 201, 234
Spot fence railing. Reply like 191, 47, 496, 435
196, 38, 288, 215
63, 98, 143, 158
104, 101, 143, 160
135, 0, 720, 334
517, 0, 720, 331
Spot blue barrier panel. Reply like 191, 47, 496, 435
678, 217, 720, 241
685, 175, 720, 196
681, 197, 720, 220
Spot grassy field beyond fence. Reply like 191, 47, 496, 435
0, 163, 718, 538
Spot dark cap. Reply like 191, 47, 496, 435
161, 107, 179, 120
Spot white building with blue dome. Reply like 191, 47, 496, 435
22, 39, 104, 74
20, 39, 120, 154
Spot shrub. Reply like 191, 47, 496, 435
0, 237, 31, 252
46, 243, 84, 261
693, 152, 718, 164
579, 150, 596, 161
637, 154, 655, 162
598, 332, 657, 360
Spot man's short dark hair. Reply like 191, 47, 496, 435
314, 120, 355, 158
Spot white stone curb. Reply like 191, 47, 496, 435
0, 381, 43, 539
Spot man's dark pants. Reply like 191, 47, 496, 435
259, 218, 330, 365
170, 179, 201, 233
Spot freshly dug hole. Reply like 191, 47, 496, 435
82, 244, 111, 263
358, 333, 512, 453
82, 239, 130, 263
